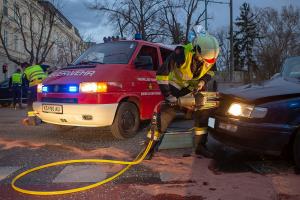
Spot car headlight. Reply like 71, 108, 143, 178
79, 82, 107, 93
227, 102, 267, 118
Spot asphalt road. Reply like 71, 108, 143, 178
0, 107, 299, 200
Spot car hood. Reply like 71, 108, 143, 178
43, 64, 132, 85
222, 77, 300, 103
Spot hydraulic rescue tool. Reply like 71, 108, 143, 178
147, 91, 219, 141
12, 92, 219, 196
147, 91, 219, 156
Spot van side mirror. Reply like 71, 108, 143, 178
134, 56, 153, 70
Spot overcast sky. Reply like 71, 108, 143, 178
60, 0, 300, 43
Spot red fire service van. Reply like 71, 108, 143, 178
33, 40, 174, 139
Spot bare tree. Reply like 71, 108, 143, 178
158, 0, 184, 44
216, 28, 230, 72
158, 0, 207, 44
182, 0, 206, 43
58, 34, 89, 65
0, 0, 61, 65
89, 0, 167, 41
255, 6, 300, 80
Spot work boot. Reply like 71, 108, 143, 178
194, 127, 213, 158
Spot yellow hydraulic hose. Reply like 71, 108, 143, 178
11, 140, 154, 196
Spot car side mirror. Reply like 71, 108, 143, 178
134, 56, 153, 70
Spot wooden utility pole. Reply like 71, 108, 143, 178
202, 0, 233, 80
205, 0, 208, 30
229, 0, 233, 81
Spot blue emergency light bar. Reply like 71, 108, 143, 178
42, 86, 48, 92
68, 85, 78, 93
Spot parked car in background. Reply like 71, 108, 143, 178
208, 56, 300, 169
0, 80, 27, 106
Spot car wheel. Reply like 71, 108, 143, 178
111, 102, 140, 139
294, 130, 300, 170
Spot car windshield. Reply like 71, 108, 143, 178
282, 57, 300, 79
72, 41, 137, 66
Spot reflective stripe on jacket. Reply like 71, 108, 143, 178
24, 65, 47, 86
12, 72, 22, 85
156, 45, 215, 97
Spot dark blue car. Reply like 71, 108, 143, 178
0, 79, 27, 106
208, 56, 300, 169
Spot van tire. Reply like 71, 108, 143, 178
294, 130, 300, 170
111, 102, 140, 139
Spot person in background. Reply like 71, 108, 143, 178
9, 68, 23, 109
21, 62, 47, 125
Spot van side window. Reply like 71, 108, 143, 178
135, 45, 159, 71
160, 47, 173, 62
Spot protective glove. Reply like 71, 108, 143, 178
165, 94, 177, 106
196, 80, 205, 92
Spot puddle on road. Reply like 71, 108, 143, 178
206, 136, 295, 175
152, 194, 205, 200
208, 152, 294, 175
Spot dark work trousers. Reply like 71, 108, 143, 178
12, 85, 22, 108
27, 85, 37, 112
156, 85, 214, 148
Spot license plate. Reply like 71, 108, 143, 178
208, 117, 215, 128
42, 104, 63, 114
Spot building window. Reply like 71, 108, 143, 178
13, 2, 19, 20
14, 34, 18, 51
3, 30, 8, 46
22, 13, 27, 26
3, 0, 8, 16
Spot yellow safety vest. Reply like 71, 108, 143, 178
12, 72, 22, 85
24, 65, 47, 86
168, 50, 214, 90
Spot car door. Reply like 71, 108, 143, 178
133, 44, 162, 119
0, 80, 11, 103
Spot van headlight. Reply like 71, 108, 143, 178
227, 103, 267, 118
37, 83, 43, 93
79, 82, 107, 93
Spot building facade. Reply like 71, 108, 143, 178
0, 0, 83, 82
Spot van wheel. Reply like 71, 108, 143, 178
294, 130, 300, 170
111, 102, 140, 139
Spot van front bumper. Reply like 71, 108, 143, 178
33, 102, 118, 127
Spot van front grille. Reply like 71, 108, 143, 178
41, 98, 78, 104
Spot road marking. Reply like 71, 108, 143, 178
53, 165, 108, 183
0, 167, 20, 181
160, 171, 192, 182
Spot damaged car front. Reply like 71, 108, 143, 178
208, 56, 300, 168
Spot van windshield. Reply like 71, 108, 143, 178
73, 41, 137, 65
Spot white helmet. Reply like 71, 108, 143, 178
192, 33, 220, 64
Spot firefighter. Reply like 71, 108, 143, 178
9, 68, 23, 109
148, 33, 219, 157
21, 62, 47, 125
